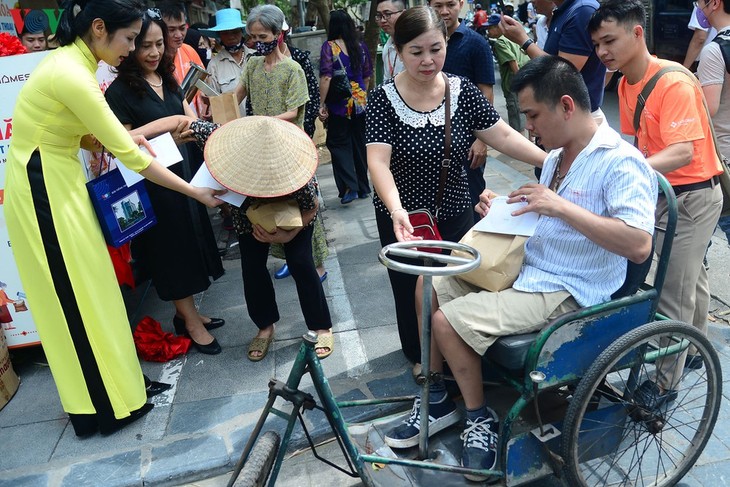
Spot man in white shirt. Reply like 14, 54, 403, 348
377, 0, 406, 80
384, 56, 656, 480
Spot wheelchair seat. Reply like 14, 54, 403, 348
485, 252, 654, 371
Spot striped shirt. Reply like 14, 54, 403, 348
513, 123, 657, 306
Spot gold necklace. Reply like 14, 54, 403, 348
551, 151, 566, 192
146, 73, 163, 88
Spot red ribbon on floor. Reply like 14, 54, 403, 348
133, 316, 191, 362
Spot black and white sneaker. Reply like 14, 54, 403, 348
384, 396, 460, 449
461, 409, 500, 481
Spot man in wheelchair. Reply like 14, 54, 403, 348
384, 56, 659, 480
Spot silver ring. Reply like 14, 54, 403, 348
520, 195, 528, 203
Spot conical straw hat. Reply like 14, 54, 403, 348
204, 116, 318, 197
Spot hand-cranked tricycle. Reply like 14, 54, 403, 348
226, 174, 722, 486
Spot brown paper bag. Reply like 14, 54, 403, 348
452, 229, 528, 292
210, 92, 241, 124
246, 200, 303, 233
0, 329, 19, 411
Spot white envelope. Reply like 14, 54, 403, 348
116, 132, 184, 186
472, 196, 539, 237
191, 163, 246, 207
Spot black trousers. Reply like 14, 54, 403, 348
376, 207, 473, 363
326, 113, 370, 197
464, 160, 486, 224
238, 226, 331, 331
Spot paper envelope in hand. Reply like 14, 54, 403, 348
246, 200, 303, 233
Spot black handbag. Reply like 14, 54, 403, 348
326, 42, 352, 103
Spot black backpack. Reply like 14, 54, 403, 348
712, 30, 730, 74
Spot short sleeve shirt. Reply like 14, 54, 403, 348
442, 22, 495, 87
544, 0, 605, 112
618, 57, 722, 185
698, 31, 730, 157
365, 75, 501, 219
491, 36, 529, 93
241, 56, 309, 128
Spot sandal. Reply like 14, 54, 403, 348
315, 333, 334, 360
247, 335, 274, 362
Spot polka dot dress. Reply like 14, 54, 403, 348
366, 74, 501, 220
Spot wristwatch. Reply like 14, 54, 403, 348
521, 38, 534, 51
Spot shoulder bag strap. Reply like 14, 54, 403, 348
435, 72, 451, 220
634, 64, 724, 163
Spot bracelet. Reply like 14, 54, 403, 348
521, 38, 534, 51
390, 208, 407, 217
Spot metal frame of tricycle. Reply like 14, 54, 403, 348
228, 174, 684, 486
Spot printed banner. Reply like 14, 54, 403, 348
0, 0, 17, 35
0, 50, 47, 347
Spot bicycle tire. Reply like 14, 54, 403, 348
561, 320, 721, 486
232, 431, 281, 487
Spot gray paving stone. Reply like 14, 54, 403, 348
0, 362, 65, 428
0, 474, 49, 487
0, 419, 67, 470
61, 450, 142, 487
146, 435, 229, 487
167, 391, 269, 436
366, 369, 420, 400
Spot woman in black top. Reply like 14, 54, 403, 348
367, 7, 546, 364
105, 10, 224, 355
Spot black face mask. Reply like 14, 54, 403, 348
223, 38, 245, 53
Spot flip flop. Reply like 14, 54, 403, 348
315, 333, 334, 360
247, 335, 274, 362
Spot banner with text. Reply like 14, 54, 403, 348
0, 50, 47, 347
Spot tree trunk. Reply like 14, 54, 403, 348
363, 1, 380, 90
308, 0, 331, 32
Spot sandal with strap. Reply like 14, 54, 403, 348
315, 333, 334, 360
247, 335, 274, 362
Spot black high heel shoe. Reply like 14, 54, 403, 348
173, 315, 225, 331
98, 403, 154, 436
172, 318, 222, 355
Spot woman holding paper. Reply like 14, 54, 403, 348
105, 9, 225, 355
4, 0, 224, 437
366, 7, 546, 365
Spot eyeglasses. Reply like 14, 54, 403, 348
375, 10, 404, 21
693, 0, 712, 11
146, 8, 161, 20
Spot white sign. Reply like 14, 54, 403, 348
0, 50, 49, 347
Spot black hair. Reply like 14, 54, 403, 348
377, 0, 408, 10
156, 1, 187, 23
392, 6, 446, 51
113, 13, 177, 98
511, 56, 591, 112
56, 0, 145, 47
327, 10, 363, 75
587, 0, 645, 34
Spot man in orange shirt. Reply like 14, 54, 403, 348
590, 0, 723, 408
158, 1, 208, 117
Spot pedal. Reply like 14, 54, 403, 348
531, 424, 561, 442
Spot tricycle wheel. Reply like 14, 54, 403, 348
561, 321, 721, 486
232, 431, 281, 487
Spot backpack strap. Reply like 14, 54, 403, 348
712, 30, 730, 75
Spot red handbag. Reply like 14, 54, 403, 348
408, 73, 451, 254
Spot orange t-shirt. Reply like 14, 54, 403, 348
173, 44, 206, 116
619, 57, 721, 186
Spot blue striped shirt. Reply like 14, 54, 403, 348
513, 123, 657, 306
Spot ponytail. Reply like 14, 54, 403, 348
56, 0, 145, 47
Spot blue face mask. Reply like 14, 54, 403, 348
255, 38, 278, 55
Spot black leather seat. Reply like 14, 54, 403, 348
485, 251, 654, 371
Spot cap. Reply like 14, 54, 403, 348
487, 14, 502, 26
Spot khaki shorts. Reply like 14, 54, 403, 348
434, 275, 579, 355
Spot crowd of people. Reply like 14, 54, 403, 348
2, 0, 726, 481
